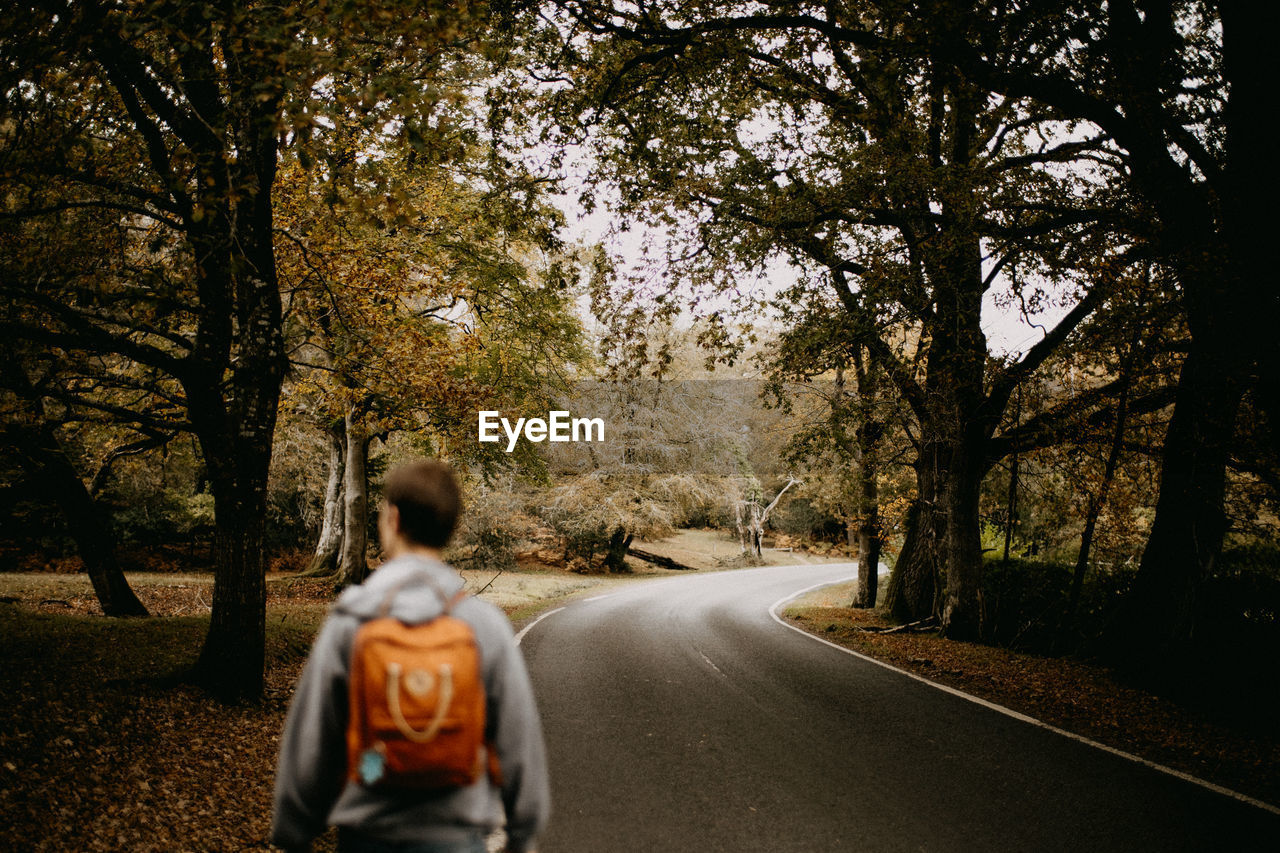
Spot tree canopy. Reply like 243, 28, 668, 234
1, 0, 1275, 699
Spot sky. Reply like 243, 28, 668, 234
558, 194, 1076, 361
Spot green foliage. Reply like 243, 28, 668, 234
90, 444, 210, 549
980, 555, 1151, 656
273, 98, 592, 484
974, 548, 1279, 668
109, 493, 212, 550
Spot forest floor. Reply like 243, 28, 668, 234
2, 536, 1275, 851
785, 581, 1280, 811
0, 530, 830, 852
0, 568, 633, 852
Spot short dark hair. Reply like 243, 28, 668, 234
382, 460, 462, 549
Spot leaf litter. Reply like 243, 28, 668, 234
787, 590, 1280, 809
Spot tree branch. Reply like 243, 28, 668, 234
986, 282, 1106, 419
986, 384, 1176, 463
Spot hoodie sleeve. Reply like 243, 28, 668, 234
484, 617, 551, 853
271, 613, 356, 850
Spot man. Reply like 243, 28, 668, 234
271, 460, 550, 853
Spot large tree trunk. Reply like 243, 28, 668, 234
930, 129, 990, 642
34, 443, 150, 618
884, 506, 939, 622
939, 438, 985, 640
303, 419, 346, 577
188, 303, 282, 700
885, 83, 991, 638
338, 409, 370, 587
1111, 326, 1241, 665
1103, 4, 1267, 669
883, 458, 942, 622
9, 427, 150, 617
196, 490, 269, 699
1105, 117, 1250, 666
885, 205, 988, 636
190, 108, 286, 700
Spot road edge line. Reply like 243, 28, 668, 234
515, 606, 565, 646
769, 577, 1280, 817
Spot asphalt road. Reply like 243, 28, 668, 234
518, 563, 1280, 852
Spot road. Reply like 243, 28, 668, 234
518, 563, 1280, 852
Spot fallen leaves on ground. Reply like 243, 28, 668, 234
0, 579, 338, 852
0, 568, 619, 852
786, 593, 1280, 808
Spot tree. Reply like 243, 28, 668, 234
1063, 268, 1170, 625
761, 295, 909, 607
1, 0, 489, 698
760, 0, 1269, 657
731, 467, 799, 559
515, 0, 1144, 638
0, 351, 151, 617
303, 420, 346, 576
0, 197, 170, 617
274, 119, 590, 585
909, 0, 1272, 664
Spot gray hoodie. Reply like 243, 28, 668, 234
270, 556, 550, 852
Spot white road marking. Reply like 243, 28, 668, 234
698, 650, 725, 676
515, 607, 565, 646
515, 591, 616, 646
769, 576, 1280, 817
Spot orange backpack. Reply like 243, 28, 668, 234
346, 580, 496, 790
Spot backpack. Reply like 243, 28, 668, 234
345, 577, 496, 790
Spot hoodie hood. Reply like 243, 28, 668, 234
333, 555, 467, 623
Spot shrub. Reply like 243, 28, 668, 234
1202, 543, 1280, 638
981, 557, 1073, 650
449, 487, 535, 573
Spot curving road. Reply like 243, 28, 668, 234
518, 563, 1280, 852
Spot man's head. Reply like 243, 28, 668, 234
379, 459, 462, 556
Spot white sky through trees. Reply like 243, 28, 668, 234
558, 185, 1076, 360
